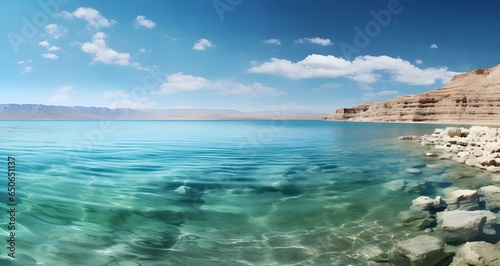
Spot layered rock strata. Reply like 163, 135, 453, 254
330, 65, 500, 123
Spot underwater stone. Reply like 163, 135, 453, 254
175, 185, 196, 196
390, 235, 447, 266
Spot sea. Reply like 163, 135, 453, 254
0, 120, 497, 265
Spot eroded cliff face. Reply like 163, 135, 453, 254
330, 65, 500, 123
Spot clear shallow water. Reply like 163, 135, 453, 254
0, 121, 497, 265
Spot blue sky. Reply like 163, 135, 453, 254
1, 0, 500, 113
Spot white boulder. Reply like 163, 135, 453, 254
478, 185, 500, 211
451, 241, 500, 266
436, 210, 496, 242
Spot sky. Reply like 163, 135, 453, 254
1, 0, 500, 114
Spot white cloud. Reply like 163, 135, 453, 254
430, 44, 438, 49
18, 59, 32, 65
415, 59, 423, 65
295, 37, 333, 46
248, 54, 460, 86
54, 11, 74, 19
81, 32, 131, 66
39, 40, 50, 47
19, 66, 32, 75
39, 40, 60, 57
138, 48, 148, 53
193, 38, 215, 51
47, 45, 60, 51
49, 86, 74, 104
67, 7, 116, 28
44, 24, 67, 39
152, 72, 284, 96
263, 39, 281, 45
42, 53, 59, 60
363, 90, 399, 100
135, 15, 156, 29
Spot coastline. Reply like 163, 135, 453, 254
326, 118, 500, 127
388, 125, 500, 265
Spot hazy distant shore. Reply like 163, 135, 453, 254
0, 104, 326, 120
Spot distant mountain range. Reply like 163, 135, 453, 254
0, 104, 326, 120
329, 64, 500, 124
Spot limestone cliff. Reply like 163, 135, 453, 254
330, 65, 500, 123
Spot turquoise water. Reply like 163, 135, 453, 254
0, 121, 496, 265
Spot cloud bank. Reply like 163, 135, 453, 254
249, 54, 460, 86
152, 72, 284, 96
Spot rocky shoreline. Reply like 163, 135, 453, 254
385, 126, 500, 265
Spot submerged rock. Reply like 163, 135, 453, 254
383, 180, 407, 191
399, 209, 436, 230
406, 168, 422, 174
400, 135, 418, 140
390, 235, 448, 266
445, 189, 481, 211
174, 185, 198, 196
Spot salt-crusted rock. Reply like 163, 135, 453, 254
389, 235, 448, 266
478, 185, 500, 211
450, 241, 500, 266
470, 126, 490, 135
483, 142, 500, 153
434, 129, 444, 135
445, 189, 480, 211
419, 126, 500, 172
478, 154, 500, 167
412, 196, 445, 211
446, 189, 478, 204
412, 196, 434, 210
436, 210, 497, 242
447, 127, 462, 138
